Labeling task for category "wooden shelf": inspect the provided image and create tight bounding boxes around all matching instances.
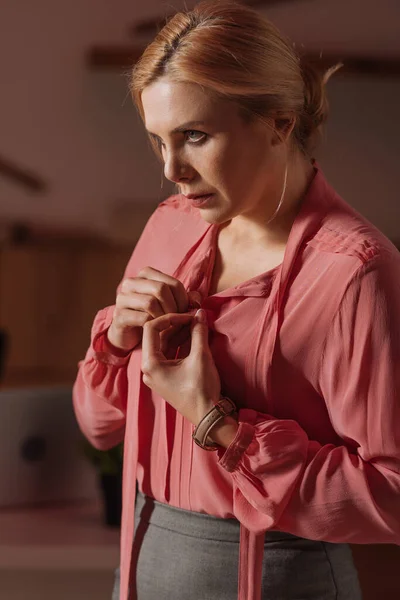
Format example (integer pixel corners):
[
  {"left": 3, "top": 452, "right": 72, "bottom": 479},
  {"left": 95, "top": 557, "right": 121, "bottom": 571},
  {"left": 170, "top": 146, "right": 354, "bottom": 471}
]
[
  {"left": 0, "top": 367, "right": 77, "bottom": 389},
  {"left": 0, "top": 242, "right": 131, "bottom": 390}
]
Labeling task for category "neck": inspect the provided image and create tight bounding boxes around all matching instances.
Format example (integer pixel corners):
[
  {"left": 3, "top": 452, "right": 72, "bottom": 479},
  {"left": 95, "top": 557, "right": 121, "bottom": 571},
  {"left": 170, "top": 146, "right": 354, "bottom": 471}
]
[{"left": 226, "top": 153, "right": 316, "bottom": 248}]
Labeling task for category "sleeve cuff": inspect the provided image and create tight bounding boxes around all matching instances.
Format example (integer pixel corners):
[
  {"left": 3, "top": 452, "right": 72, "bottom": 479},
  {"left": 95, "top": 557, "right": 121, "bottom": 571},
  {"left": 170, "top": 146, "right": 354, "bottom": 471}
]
[
  {"left": 88, "top": 307, "right": 133, "bottom": 367},
  {"left": 217, "top": 421, "right": 255, "bottom": 473}
]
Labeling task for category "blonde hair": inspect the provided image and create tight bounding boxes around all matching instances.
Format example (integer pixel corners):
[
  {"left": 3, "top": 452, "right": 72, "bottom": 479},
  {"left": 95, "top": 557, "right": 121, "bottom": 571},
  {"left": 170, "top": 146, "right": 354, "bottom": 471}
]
[{"left": 130, "top": 0, "right": 340, "bottom": 157}]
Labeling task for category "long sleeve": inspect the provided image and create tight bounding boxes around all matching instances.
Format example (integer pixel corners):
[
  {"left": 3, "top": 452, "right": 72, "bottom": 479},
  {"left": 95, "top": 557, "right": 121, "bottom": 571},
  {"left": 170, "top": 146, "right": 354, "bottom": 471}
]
[
  {"left": 72, "top": 198, "right": 185, "bottom": 450},
  {"left": 72, "top": 196, "right": 193, "bottom": 451},
  {"left": 73, "top": 305, "right": 131, "bottom": 450},
  {"left": 217, "top": 254, "right": 400, "bottom": 545}
]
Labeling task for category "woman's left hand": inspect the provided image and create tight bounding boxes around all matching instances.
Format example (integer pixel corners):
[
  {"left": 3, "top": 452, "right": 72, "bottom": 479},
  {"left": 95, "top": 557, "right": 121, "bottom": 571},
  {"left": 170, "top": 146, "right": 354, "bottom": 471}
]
[{"left": 141, "top": 309, "right": 221, "bottom": 426}]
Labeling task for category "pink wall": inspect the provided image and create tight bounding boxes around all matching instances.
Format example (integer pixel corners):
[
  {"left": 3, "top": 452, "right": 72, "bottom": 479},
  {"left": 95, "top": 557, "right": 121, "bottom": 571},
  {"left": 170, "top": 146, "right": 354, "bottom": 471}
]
[
  {"left": 318, "top": 76, "right": 400, "bottom": 242},
  {"left": 0, "top": 0, "right": 399, "bottom": 242},
  {"left": 0, "top": 0, "right": 171, "bottom": 234}
]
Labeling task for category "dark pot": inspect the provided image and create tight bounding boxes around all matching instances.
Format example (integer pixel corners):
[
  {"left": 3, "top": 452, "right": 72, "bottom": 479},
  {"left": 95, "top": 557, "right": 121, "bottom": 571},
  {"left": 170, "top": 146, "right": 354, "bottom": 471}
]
[{"left": 99, "top": 473, "right": 122, "bottom": 527}]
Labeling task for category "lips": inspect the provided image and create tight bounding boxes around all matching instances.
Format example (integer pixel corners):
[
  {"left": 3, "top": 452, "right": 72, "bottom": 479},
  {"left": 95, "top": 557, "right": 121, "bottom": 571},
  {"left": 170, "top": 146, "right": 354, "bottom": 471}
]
[
  {"left": 185, "top": 193, "right": 214, "bottom": 208},
  {"left": 184, "top": 193, "right": 213, "bottom": 200}
]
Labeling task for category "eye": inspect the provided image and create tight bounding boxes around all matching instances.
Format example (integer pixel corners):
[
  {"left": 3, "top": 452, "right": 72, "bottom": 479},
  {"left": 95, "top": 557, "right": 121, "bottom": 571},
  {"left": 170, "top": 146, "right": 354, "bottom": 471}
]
[{"left": 185, "top": 130, "right": 207, "bottom": 144}]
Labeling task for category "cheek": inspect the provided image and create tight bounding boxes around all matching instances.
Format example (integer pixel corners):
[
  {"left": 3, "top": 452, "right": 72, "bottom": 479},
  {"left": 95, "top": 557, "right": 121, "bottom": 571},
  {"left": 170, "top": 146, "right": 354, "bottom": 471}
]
[
  {"left": 207, "top": 139, "right": 248, "bottom": 191},
  {"left": 193, "top": 135, "right": 270, "bottom": 207},
  {"left": 217, "top": 140, "right": 268, "bottom": 202}
]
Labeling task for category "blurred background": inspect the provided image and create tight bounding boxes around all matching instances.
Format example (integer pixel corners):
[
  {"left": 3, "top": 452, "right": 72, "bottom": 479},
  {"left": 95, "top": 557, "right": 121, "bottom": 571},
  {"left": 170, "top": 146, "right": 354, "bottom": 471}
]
[{"left": 0, "top": 0, "right": 399, "bottom": 598}]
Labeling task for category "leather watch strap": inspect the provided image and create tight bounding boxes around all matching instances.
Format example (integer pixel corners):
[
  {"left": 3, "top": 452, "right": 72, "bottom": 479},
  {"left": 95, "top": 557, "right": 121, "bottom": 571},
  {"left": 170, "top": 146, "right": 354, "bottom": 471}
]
[{"left": 192, "top": 397, "right": 238, "bottom": 451}]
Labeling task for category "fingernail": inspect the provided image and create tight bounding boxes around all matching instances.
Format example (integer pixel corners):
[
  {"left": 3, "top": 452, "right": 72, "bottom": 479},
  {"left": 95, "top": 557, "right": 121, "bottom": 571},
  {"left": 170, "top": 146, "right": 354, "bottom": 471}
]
[{"left": 195, "top": 308, "right": 207, "bottom": 324}]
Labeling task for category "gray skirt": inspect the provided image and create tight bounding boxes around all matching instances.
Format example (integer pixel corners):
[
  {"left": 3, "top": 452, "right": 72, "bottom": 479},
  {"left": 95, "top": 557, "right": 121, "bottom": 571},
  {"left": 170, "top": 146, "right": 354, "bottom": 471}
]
[{"left": 113, "top": 491, "right": 362, "bottom": 600}]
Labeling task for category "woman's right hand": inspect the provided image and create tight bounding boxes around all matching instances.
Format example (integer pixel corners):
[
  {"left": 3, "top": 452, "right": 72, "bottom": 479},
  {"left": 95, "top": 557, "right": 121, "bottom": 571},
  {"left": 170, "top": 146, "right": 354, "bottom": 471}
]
[{"left": 107, "top": 267, "right": 199, "bottom": 353}]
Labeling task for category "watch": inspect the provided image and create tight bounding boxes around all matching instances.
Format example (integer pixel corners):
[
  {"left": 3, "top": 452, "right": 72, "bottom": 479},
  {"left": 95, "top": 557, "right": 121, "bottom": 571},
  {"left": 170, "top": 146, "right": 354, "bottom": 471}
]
[{"left": 192, "top": 396, "right": 238, "bottom": 451}]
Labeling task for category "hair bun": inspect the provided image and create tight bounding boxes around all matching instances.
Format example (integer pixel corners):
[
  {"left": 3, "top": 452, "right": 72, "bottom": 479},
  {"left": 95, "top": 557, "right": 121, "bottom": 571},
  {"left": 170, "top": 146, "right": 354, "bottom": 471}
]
[
  {"left": 295, "top": 58, "right": 343, "bottom": 153},
  {"left": 132, "top": 0, "right": 343, "bottom": 157}
]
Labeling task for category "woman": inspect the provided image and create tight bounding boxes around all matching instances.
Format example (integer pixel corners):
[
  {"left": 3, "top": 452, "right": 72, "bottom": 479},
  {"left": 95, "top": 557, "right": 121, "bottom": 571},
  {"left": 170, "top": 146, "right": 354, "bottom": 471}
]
[{"left": 73, "top": 2, "right": 400, "bottom": 599}]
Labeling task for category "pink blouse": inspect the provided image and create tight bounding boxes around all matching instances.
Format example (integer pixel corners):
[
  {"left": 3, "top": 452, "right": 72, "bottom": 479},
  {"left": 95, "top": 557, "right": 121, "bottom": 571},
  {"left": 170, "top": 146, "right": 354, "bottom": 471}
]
[{"left": 73, "top": 165, "right": 400, "bottom": 600}]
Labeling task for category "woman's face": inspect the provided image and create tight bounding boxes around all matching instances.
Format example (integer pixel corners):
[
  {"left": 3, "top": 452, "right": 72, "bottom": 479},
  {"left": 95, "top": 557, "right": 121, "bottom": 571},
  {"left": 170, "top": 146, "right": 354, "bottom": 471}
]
[{"left": 141, "top": 76, "right": 284, "bottom": 226}]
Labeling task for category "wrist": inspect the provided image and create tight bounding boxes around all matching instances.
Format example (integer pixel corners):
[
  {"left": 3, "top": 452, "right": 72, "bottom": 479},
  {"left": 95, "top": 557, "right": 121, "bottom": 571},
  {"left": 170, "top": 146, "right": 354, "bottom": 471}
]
[
  {"left": 104, "top": 328, "right": 134, "bottom": 357},
  {"left": 207, "top": 416, "right": 239, "bottom": 449},
  {"left": 192, "top": 397, "right": 238, "bottom": 451}
]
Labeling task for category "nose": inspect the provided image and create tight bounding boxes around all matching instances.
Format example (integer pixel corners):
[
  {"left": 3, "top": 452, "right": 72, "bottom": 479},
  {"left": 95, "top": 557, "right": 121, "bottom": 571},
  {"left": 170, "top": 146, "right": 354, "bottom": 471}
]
[{"left": 163, "top": 150, "right": 193, "bottom": 184}]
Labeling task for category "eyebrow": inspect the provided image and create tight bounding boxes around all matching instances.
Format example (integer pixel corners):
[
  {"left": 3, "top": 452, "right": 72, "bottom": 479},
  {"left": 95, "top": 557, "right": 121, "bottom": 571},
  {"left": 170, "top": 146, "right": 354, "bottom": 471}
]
[{"left": 147, "top": 120, "right": 207, "bottom": 137}]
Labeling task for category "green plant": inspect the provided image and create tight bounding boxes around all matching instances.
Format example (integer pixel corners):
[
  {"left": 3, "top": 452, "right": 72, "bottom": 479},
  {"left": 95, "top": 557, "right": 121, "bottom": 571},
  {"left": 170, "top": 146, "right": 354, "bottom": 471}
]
[{"left": 82, "top": 439, "right": 123, "bottom": 475}]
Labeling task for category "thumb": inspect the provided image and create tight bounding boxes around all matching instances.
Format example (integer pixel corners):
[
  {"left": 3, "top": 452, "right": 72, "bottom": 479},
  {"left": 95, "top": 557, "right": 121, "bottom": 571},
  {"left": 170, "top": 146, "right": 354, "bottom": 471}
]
[{"left": 190, "top": 309, "right": 209, "bottom": 356}]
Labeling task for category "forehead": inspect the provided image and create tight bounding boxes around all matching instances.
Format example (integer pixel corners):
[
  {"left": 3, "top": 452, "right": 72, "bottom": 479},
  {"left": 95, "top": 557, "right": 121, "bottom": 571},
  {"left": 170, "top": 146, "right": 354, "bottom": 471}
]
[{"left": 141, "top": 77, "right": 235, "bottom": 133}]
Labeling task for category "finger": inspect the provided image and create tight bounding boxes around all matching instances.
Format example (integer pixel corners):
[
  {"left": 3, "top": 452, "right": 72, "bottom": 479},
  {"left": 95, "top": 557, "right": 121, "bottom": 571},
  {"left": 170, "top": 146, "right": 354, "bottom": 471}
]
[
  {"left": 137, "top": 267, "right": 189, "bottom": 313},
  {"left": 142, "top": 313, "right": 194, "bottom": 366},
  {"left": 160, "top": 322, "right": 187, "bottom": 353},
  {"left": 189, "top": 309, "right": 210, "bottom": 358},
  {"left": 121, "top": 276, "right": 177, "bottom": 315},
  {"left": 160, "top": 323, "right": 192, "bottom": 355},
  {"left": 117, "top": 291, "right": 164, "bottom": 319},
  {"left": 113, "top": 307, "right": 151, "bottom": 330},
  {"left": 173, "top": 325, "right": 192, "bottom": 349}
]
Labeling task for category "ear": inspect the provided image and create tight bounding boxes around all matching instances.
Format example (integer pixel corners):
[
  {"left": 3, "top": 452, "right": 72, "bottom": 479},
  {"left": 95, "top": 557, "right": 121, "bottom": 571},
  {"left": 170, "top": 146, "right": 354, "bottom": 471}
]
[{"left": 272, "top": 117, "right": 296, "bottom": 146}]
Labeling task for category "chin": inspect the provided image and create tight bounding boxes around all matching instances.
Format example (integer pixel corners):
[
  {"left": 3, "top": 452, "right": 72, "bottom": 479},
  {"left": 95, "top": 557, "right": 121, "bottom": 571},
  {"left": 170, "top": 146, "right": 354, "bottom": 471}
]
[
  {"left": 196, "top": 200, "right": 233, "bottom": 225},
  {"left": 197, "top": 208, "right": 231, "bottom": 226}
]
